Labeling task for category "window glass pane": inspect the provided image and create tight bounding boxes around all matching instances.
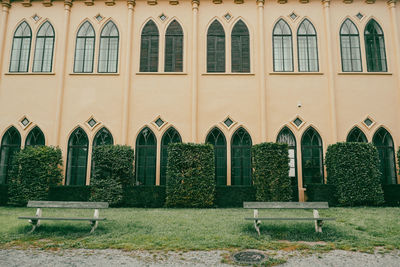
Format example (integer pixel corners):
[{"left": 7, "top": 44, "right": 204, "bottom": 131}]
[{"left": 340, "top": 19, "right": 362, "bottom": 72}]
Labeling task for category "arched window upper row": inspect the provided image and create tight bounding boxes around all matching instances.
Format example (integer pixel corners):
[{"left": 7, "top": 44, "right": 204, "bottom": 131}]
[{"left": 9, "top": 18, "right": 388, "bottom": 73}]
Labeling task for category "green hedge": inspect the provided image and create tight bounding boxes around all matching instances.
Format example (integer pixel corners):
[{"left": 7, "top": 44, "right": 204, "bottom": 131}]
[
  {"left": 252, "top": 142, "right": 292, "bottom": 201},
  {"left": 90, "top": 145, "right": 134, "bottom": 206},
  {"left": 305, "top": 184, "right": 337, "bottom": 206},
  {"left": 215, "top": 186, "right": 255, "bottom": 207},
  {"left": 382, "top": 185, "right": 400, "bottom": 206},
  {"left": 166, "top": 143, "right": 215, "bottom": 208},
  {"left": 48, "top": 186, "right": 91, "bottom": 201},
  {"left": 326, "top": 142, "right": 384, "bottom": 206},
  {"left": 8, "top": 146, "right": 63, "bottom": 206},
  {"left": 123, "top": 186, "right": 166, "bottom": 207},
  {"left": 0, "top": 184, "right": 8, "bottom": 205}
]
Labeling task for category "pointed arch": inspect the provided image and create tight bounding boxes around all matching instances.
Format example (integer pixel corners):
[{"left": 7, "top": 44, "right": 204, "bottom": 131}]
[
  {"left": 33, "top": 21, "right": 55, "bottom": 72},
  {"left": 231, "top": 19, "right": 250, "bottom": 73},
  {"left": 66, "top": 127, "right": 89, "bottom": 185},
  {"left": 346, "top": 126, "right": 367, "bottom": 142},
  {"left": 164, "top": 19, "right": 183, "bottom": 72},
  {"left": 301, "top": 127, "right": 323, "bottom": 186},
  {"left": 98, "top": 20, "right": 119, "bottom": 73},
  {"left": 373, "top": 127, "right": 396, "bottom": 184},
  {"left": 365, "top": 19, "right": 387, "bottom": 72},
  {"left": 340, "top": 18, "right": 362, "bottom": 72},
  {"left": 297, "top": 19, "right": 318, "bottom": 72},
  {"left": 140, "top": 20, "right": 159, "bottom": 72},
  {"left": 93, "top": 127, "right": 114, "bottom": 147},
  {"left": 231, "top": 127, "right": 252, "bottom": 185},
  {"left": 273, "top": 19, "right": 293, "bottom": 72},
  {"left": 207, "top": 19, "right": 225, "bottom": 73},
  {"left": 160, "top": 127, "right": 182, "bottom": 185},
  {"left": 135, "top": 127, "right": 157, "bottom": 185},
  {"left": 25, "top": 126, "right": 45, "bottom": 147},
  {"left": 0, "top": 127, "right": 21, "bottom": 184},
  {"left": 277, "top": 126, "right": 298, "bottom": 197},
  {"left": 206, "top": 127, "right": 227, "bottom": 185},
  {"left": 9, "top": 21, "right": 32, "bottom": 72},
  {"left": 74, "top": 21, "right": 95, "bottom": 73}
]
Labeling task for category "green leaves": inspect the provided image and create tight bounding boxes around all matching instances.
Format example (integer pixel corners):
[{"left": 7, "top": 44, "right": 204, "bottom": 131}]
[
  {"left": 252, "top": 143, "right": 292, "bottom": 202},
  {"left": 326, "top": 142, "right": 384, "bottom": 206},
  {"left": 166, "top": 143, "right": 216, "bottom": 208},
  {"left": 90, "top": 145, "right": 134, "bottom": 206},
  {"left": 8, "top": 146, "right": 63, "bottom": 205}
]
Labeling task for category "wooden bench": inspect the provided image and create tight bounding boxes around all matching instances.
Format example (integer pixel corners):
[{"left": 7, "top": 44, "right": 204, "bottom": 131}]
[
  {"left": 244, "top": 202, "right": 335, "bottom": 236},
  {"left": 18, "top": 201, "right": 109, "bottom": 233}
]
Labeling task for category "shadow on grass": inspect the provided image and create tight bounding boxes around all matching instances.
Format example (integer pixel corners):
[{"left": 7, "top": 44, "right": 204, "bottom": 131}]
[
  {"left": 242, "top": 222, "right": 359, "bottom": 242},
  {"left": 15, "top": 223, "right": 106, "bottom": 237}
]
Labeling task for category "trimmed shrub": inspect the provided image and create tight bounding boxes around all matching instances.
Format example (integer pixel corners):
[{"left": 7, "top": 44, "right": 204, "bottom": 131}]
[
  {"left": 8, "top": 146, "right": 63, "bottom": 206},
  {"left": 382, "top": 184, "right": 400, "bottom": 206},
  {"left": 305, "top": 184, "right": 337, "bottom": 206},
  {"left": 48, "top": 186, "right": 91, "bottom": 201},
  {"left": 326, "top": 142, "right": 384, "bottom": 206},
  {"left": 90, "top": 145, "right": 134, "bottom": 206},
  {"left": 215, "top": 186, "right": 256, "bottom": 207},
  {"left": 252, "top": 142, "right": 292, "bottom": 201},
  {"left": 123, "top": 186, "right": 166, "bottom": 207},
  {"left": 166, "top": 143, "right": 215, "bottom": 208},
  {"left": 0, "top": 184, "right": 8, "bottom": 205}
]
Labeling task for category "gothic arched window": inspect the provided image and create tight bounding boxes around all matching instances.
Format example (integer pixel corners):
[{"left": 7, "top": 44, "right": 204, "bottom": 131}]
[
  {"left": 98, "top": 21, "right": 119, "bottom": 73},
  {"left": 0, "top": 127, "right": 21, "bottom": 184},
  {"left": 206, "top": 127, "right": 227, "bottom": 185},
  {"left": 231, "top": 20, "right": 250, "bottom": 73},
  {"left": 346, "top": 127, "right": 367, "bottom": 143},
  {"left": 25, "top": 126, "right": 45, "bottom": 147},
  {"left": 140, "top": 20, "right": 159, "bottom": 72},
  {"left": 66, "top": 128, "right": 89, "bottom": 185},
  {"left": 273, "top": 19, "right": 293, "bottom": 72},
  {"left": 165, "top": 20, "right": 183, "bottom": 72},
  {"left": 33, "top": 21, "right": 55, "bottom": 72},
  {"left": 297, "top": 19, "right": 318, "bottom": 72},
  {"left": 74, "top": 21, "right": 95, "bottom": 73},
  {"left": 160, "top": 127, "right": 182, "bottom": 185},
  {"left": 365, "top": 19, "right": 387, "bottom": 72},
  {"left": 9, "top": 21, "right": 32, "bottom": 72},
  {"left": 301, "top": 127, "right": 323, "bottom": 186},
  {"left": 136, "top": 127, "right": 157, "bottom": 185},
  {"left": 373, "top": 128, "right": 396, "bottom": 184},
  {"left": 207, "top": 20, "right": 225, "bottom": 73},
  {"left": 340, "top": 19, "right": 362, "bottom": 72},
  {"left": 231, "top": 127, "right": 252, "bottom": 185}
]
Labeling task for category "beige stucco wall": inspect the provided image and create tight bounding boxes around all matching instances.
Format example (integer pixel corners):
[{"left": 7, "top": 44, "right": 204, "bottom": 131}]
[{"left": 0, "top": 0, "right": 399, "bottom": 200}]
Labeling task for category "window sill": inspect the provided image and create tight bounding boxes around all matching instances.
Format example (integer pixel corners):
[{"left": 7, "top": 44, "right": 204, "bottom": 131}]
[
  {"left": 338, "top": 72, "right": 392, "bottom": 75},
  {"left": 269, "top": 72, "right": 324, "bottom": 75},
  {"left": 5, "top": 72, "right": 55, "bottom": 75},
  {"left": 201, "top": 73, "right": 255, "bottom": 76},
  {"left": 69, "top": 73, "right": 120, "bottom": 76},
  {"left": 136, "top": 72, "right": 187, "bottom": 75}
]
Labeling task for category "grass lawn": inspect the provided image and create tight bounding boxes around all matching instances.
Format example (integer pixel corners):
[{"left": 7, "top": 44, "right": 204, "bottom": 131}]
[{"left": 0, "top": 207, "right": 399, "bottom": 252}]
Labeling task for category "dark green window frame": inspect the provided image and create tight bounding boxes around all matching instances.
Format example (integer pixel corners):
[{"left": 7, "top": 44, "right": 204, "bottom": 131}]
[
  {"left": 206, "top": 127, "right": 227, "bottom": 185},
  {"left": 231, "top": 19, "right": 250, "bottom": 73},
  {"left": 74, "top": 21, "right": 95, "bottom": 73},
  {"left": 135, "top": 127, "right": 157, "bottom": 185},
  {"left": 340, "top": 19, "right": 362, "bottom": 72},
  {"left": 33, "top": 21, "right": 55, "bottom": 73},
  {"left": 160, "top": 127, "right": 182, "bottom": 185},
  {"left": 98, "top": 21, "right": 119, "bottom": 73},
  {"left": 231, "top": 127, "right": 252, "bottom": 185},
  {"left": 301, "top": 127, "right": 323, "bottom": 187},
  {"left": 66, "top": 128, "right": 89, "bottom": 186},
  {"left": 346, "top": 127, "right": 367, "bottom": 143},
  {"left": 207, "top": 20, "right": 225, "bottom": 73},
  {"left": 365, "top": 19, "right": 387, "bottom": 72},
  {"left": 373, "top": 127, "right": 396, "bottom": 184},
  {"left": 0, "top": 127, "right": 21, "bottom": 184},
  {"left": 164, "top": 20, "right": 183, "bottom": 72},
  {"left": 25, "top": 126, "right": 45, "bottom": 147},
  {"left": 9, "top": 21, "right": 32, "bottom": 73},
  {"left": 140, "top": 20, "right": 159, "bottom": 72},
  {"left": 297, "top": 19, "right": 318, "bottom": 72}
]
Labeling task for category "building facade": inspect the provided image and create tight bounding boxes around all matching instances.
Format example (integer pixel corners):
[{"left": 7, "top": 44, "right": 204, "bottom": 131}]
[{"left": 0, "top": 0, "right": 399, "bottom": 201}]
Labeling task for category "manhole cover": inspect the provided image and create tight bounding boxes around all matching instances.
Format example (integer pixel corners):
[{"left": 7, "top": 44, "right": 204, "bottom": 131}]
[{"left": 232, "top": 251, "right": 266, "bottom": 264}]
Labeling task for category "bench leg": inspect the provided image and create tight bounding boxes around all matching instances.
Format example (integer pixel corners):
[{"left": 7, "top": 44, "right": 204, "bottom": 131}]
[
  {"left": 90, "top": 209, "right": 99, "bottom": 233},
  {"left": 28, "top": 219, "right": 39, "bottom": 233},
  {"left": 254, "top": 209, "right": 261, "bottom": 236},
  {"left": 313, "top": 209, "right": 323, "bottom": 233}
]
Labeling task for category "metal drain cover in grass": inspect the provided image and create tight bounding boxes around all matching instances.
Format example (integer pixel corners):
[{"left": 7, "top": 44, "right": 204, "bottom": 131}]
[{"left": 233, "top": 251, "right": 266, "bottom": 264}]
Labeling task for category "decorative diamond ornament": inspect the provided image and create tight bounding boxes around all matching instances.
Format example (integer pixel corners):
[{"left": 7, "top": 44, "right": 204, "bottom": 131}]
[
  {"left": 289, "top": 12, "right": 298, "bottom": 20},
  {"left": 224, "top": 118, "right": 233, "bottom": 127},
  {"left": 95, "top": 14, "right": 104, "bottom": 22},
  {"left": 224, "top": 13, "right": 232, "bottom": 21},
  {"left": 88, "top": 118, "right": 97, "bottom": 127},
  {"left": 21, "top": 117, "right": 30, "bottom": 126},
  {"left": 155, "top": 118, "right": 164, "bottom": 127},
  {"left": 356, "top": 12, "right": 364, "bottom": 20},
  {"left": 159, "top": 14, "right": 167, "bottom": 21},
  {"left": 293, "top": 118, "right": 303, "bottom": 127},
  {"left": 364, "top": 118, "right": 373, "bottom": 127},
  {"left": 32, "top": 14, "right": 40, "bottom": 22}
]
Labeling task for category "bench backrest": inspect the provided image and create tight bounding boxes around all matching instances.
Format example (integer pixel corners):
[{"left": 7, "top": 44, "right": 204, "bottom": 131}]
[
  {"left": 27, "top": 201, "right": 109, "bottom": 209},
  {"left": 243, "top": 202, "right": 329, "bottom": 209}
]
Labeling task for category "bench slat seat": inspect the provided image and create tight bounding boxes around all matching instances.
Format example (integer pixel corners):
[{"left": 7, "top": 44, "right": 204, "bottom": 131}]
[
  {"left": 19, "top": 201, "right": 109, "bottom": 233},
  {"left": 245, "top": 217, "right": 335, "bottom": 221},
  {"left": 18, "top": 217, "right": 106, "bottom": 221},
  {"left": 27, "top": 201, "right": 108, "bottom": 209}
]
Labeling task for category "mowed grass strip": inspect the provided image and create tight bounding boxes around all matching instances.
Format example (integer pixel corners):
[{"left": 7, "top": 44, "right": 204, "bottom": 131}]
[{"left": 0, "top": 207, "right": 399, "bottom": 252}]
